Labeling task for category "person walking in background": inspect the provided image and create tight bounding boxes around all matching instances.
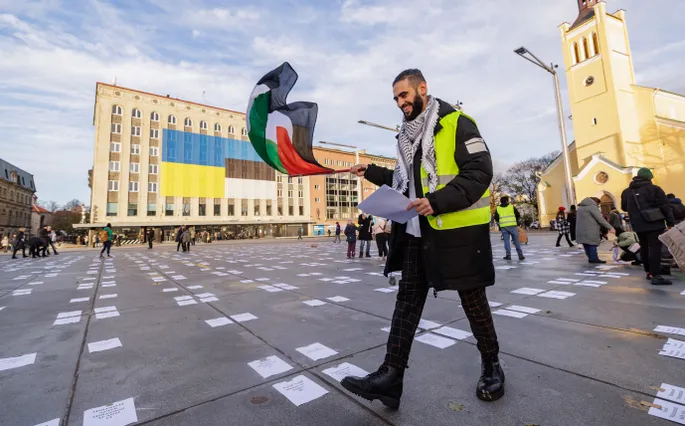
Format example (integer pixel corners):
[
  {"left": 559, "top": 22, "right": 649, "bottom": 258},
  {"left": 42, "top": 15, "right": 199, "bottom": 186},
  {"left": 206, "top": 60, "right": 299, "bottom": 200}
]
[
  {"left": 297, "top": 227, "right": 303, "bottom": 240},
  {"left": 373, "top": 217, "right": 390, "bottom": 260},
  {"left": 99, "top": 223, "right": 113, "bottom": 258},
  {"left": 344, "top": 220, "right": 357, "bottom": 259},
  {"left": 182, "top": 227, "right": 191, "bottom": 252},
  {"left": 335, "top": 221, "right": 342, "bottom": 243},
  {"left": 175, "top": 226, "right": 183, "bottom": 251},
  {"left": 39, "top": 225, "right": 50, "bottom": 257},
  {"left": 357, "top": 213, "right": 373, "bottom": 258},
  {"left": 1, "top": 234, "right": 8, "bottom": 253},
  {"left": 147, "top": 228, "right": 154, "bottom": 249},
  {"left": 576, "top": 197, "right": 614, "bottom": 264},
  {"left": 567, "top": 205, "right": 578, "bottom": 242},
  {"left": 494, "top": 196, "right": 525, "bottom": 260},
  {"left": 620, "top": 168, "right": 675, "bottom": 285},
  {"left": 667, "top": 193, "right": 685, "bottom": 224},
  {"left": 555, "top": 207, "right": 574, "bottom": 247},
  {"left": 608, "top": 208, "right": 624, "bottom": 236},
  {"left": 190, "top": 227, "right": 196, "bottom": 246},
  {"left": 47, "top": 226, "right": 59, "bottom": 255}
]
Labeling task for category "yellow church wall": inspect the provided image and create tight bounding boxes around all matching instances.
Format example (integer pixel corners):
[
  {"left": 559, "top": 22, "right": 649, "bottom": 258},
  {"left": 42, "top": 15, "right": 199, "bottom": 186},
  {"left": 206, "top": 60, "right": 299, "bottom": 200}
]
[
  {"left": 572, "top": 160, "right": 632, "bottom": 213},
  {"left": 652, "top": 121, "right": 685, "bottom": 197}
]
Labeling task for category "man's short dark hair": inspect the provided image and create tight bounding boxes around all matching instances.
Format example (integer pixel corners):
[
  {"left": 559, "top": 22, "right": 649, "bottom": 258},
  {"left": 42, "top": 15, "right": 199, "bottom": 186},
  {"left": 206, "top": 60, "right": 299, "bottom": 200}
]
[
  {"left": 500, "top": 196, "right": 509, "bottom": 204},
  {"left": 667, "top": 193, "right": 675, "bottom": 199},
  {"left": 393, "top": 69, "right": 426, "bottom": 87}
]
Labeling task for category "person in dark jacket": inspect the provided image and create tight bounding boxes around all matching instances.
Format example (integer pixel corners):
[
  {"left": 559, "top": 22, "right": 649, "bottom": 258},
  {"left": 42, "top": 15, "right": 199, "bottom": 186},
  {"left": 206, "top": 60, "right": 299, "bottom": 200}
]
[
  {"left": 175, "top": 226, "right": 183, "bottom": 251},
  {"left": 147, "top": 228, "right": 154, "bottom": 249},
  {"left": 620, "top": 168, "right": 675, "bottom": 285},
  {"left": 28, "top": 236, "right": 45, "bottom": 258},
  {"left": 567, "top": 205, "right": 577, "bottom": 241},
  {"left": 11, "top": 228, "right": 27, "bottom": 259},
  {"left": 357, "top": 213, "right": 373, "bottom": 257},
  {"left": 667, "top": 193, "right": 685, "bottom": 224},
  {"left": 39, "top": 225, "right": 50, "bottom": 257},
  {"left": 608, "top": 208, "right": 624, "bottom": 236},
  {"left": 334, "top": 221, "right": 342, "bottom": 243},
  {"left": 555, "top": 208, "right": 574, "bottom": 247},
  {"left": 343, "top": 220, "right": 357, "bottom": 258},
  {"left": 341, "top": 69, "right": 503, "bottom": 408}
]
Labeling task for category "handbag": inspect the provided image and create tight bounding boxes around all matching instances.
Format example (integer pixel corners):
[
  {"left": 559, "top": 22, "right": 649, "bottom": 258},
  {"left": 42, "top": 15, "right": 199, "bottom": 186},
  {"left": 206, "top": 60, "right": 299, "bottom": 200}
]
[{"left": 632, "top": 190, "right": 665, "bottom": 223}]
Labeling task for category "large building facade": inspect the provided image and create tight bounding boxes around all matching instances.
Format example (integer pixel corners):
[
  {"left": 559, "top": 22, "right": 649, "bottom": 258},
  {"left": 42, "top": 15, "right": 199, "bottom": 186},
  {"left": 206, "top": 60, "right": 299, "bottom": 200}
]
[
  {"left": 308, "top": 147, "right": 395, "bottom": 233},
  {"left": 0, "top": 158, "right": 35, "bottom": 238},
  {"left": 538, "top": 1, "right": 685, "bottom": 223},
  {"left": 84, "top": 83, "right": 312, "bottom": 240}
]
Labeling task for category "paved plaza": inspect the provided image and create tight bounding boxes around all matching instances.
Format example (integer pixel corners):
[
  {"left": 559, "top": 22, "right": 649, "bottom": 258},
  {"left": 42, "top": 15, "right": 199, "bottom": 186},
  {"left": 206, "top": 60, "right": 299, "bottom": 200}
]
[{"left": 1, "top": 234, "right": 684, "bottom": 426}]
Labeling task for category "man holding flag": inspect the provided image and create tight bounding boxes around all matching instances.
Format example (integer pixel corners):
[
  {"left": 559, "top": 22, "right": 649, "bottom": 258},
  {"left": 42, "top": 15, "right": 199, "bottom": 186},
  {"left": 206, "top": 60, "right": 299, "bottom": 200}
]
[{"left": 341, "top": 69, "right": 504, "bottom": 408}]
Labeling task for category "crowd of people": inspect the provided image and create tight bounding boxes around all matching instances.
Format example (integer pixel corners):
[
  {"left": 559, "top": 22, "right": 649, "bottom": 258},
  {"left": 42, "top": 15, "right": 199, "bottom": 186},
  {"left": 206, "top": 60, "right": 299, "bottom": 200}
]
[
  {"left": 3, "top": 225, "right": 60, "bottom": 259},
  {"left": 339, "top": 214, "right": 392, "bottom": 260}
]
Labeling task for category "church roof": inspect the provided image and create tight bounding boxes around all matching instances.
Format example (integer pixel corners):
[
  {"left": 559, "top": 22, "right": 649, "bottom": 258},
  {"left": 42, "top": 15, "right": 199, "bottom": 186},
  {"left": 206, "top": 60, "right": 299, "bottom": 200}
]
[{"left": 570, "top": 7, "right": 595, "bottom": 30}]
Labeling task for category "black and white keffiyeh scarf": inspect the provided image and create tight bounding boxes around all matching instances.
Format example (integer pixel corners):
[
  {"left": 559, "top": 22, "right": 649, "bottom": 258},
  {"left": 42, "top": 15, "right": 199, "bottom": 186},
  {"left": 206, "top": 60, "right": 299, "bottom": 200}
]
[{"left": 392, "top": 95, "right": 440, "bottom": 194}]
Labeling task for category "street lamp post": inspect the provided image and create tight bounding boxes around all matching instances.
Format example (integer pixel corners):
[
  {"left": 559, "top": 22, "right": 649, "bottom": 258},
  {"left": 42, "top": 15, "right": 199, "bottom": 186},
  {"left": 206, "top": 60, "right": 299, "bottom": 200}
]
[{"left": 514, "top": 46, "right": 576, "bottom": 208}]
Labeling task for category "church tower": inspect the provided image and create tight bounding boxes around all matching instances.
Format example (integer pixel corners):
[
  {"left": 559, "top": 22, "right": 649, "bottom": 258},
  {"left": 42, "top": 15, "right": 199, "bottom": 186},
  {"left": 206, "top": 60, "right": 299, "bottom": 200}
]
[{"left": 559, "top": 0, "right": 640, "bottom": 168}]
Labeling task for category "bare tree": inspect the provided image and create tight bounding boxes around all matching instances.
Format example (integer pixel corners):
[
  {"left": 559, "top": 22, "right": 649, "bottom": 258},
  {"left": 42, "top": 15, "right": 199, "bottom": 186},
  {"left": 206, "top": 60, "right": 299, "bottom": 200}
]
[
  {"left": 502, "top": 151, "right": 559, "bottom": 209},
  {"left": 489, "top": 172, "right": 507, "bottom": 214},
  {"left": 37, "top": 200, "right": 60, "bottom": 212},
  {"left": 63, "top": 199, "right": 84, "bottom": 212}
]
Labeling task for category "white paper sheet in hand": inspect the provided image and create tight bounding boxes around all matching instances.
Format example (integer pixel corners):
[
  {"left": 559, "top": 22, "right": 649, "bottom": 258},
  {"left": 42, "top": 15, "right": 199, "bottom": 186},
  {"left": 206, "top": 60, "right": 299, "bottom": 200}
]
[{"left": 356, "top": 185, "right": 419, "bottom": 224}]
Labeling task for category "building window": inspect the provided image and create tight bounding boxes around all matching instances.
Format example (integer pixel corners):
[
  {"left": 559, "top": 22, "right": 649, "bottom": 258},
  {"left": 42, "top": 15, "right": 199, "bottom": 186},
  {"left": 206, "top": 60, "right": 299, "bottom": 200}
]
[
  {"left": 299, "top": 206, "right": 304, "bottom": 216},
  {"left": 297, "top": 177, "right": 303, "bottom": 184},
  {"left": 149, "top": 164, "right": 158, "bottom": 174},
  {"left": 214, "top": 123, "right": 221, "bottom": 132},
  {"left": 240, "top": 128, "right": 247, "bottom": 136},
  {"left": 288, "top": 205, "right": 294, "bottom": 216},
  {"left": 110, "top": 142, "right": 121, "bottom": 152},
  {"left": 111, "top": 123, "right": 121, "bottom": 134},
  {"left": 128, "top": 203, "right": 138, "bottom": 216},
  {"left": 314, "top": 184, "right": 320, "bottom": 190},
  {"left": 227, "top": 199, "right": 234, "bottom": 215},
  {"left": 592, "top": 32, "right": 600, "bottom": 56},
  {"left": 128, "top": 181, "right": 139, "bottom": 192},
  {"left": 148, "top": 182, "right": 158, "bottom": 192},
  {"left": 130, "top": 163, "right": 140, "bottom": 173},
  {"left": 582, "top": 37, "right": 589, "bottom": 60},
  {"left": 288, "top": 190, "right": 293, "bottom": 198},
  {"left": 132, "top": 108, "right": 142, "bottom": 119},
  {"left": 108, "top": 180, "right": 119, "bottom": 191},
  {"left": 572, "top": 42, "right": 580, "bottom": 65},
  {"left": 254, "top": 201, "right": 261, "bottom": 216},
  {"left": 168, "top": 115, "right": 177, "bottom": 125},
  {"left": 149, "top": 147, "right": 159, "bottom": 156},
  {"left": 181, "top": 202, "right": 190, "bottom": 216},
  {"left": 184, "top": 117, "right": 192, "bottom": 127},
  {"left": 266, "top": 200, "right": 272, "bottom": 216},
  {"left": 131, "top": 144, "right": 140, "bottom": 154},
  {"left": 228, "top": 125, "right": 235, "bottom": 134},
  {"left": 109, "top": 161, "right": 120, "bottom": 172},
  {"left": 216, "top": 201, "right": 223, "bottom": 216},
  {"left": 106, "top": 202, "right": 117, "bottom": 216},
  {"left": 592, "top": 117, "right": 598, "bottom": 126},
  {"left": 315, "top": 197, "right": 320, "bottom": 202},
  {"left": 200, "top": 120, "right": 207, "bottom": 130},
  {"left": 277, "top": 189, "right": 283, "bottom": 197},
  {"left": 165, "top": 203, "right": 174, "bottom": 216},
  {"left": 147, "top": 203, "right": 156, "bottom": 216},
  {"left": 298, "top": 190, "right": 303, "bottom": 198},
  {"left": 199, "top": 202, "right": 206, "bottom": 216},
  {"left": 150, "top": 129, "right": 159, "bottom": 139},
  {"left": 151, "top": 111, "right": 160, "bottom": 121},
  {"left": 131, "top": 126, "right": 141, "bottom": 136},
  {"left": 112, "top": 105, "right": 122, "bottom": 115},
  {"left": 324, "top": 159, "right": 328, "bottom": 165},
  {"left": 241, "top": 199, "right": 248, "bottom": 216}
]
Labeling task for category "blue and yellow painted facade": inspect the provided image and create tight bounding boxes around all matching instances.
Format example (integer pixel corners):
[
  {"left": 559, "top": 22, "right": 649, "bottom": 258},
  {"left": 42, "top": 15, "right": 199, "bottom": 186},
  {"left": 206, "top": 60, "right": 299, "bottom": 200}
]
[{"left": 160, "top": 129, "right": 265, "bottom": 198}]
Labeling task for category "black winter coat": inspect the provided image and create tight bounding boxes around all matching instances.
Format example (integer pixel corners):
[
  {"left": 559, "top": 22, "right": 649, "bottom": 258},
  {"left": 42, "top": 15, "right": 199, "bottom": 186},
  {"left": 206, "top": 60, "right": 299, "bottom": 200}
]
[
  {"left": 670, "top": 198, "right": 685, "bottom": 223},
  {"left": 364, "top": 99, "right": 494, "bottom": 292},
  {"left": 357, "top": 215, "right": 373, "bottom": 240},
  {"left": 620, "top": 177, "right": 675, "bottom": 232}
]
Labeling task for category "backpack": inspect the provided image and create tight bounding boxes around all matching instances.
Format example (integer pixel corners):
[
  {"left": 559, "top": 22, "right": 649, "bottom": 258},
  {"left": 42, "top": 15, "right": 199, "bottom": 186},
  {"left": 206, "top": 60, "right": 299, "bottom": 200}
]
[{"left": 99, "top": 230, "right": 109, "bottom": 242}]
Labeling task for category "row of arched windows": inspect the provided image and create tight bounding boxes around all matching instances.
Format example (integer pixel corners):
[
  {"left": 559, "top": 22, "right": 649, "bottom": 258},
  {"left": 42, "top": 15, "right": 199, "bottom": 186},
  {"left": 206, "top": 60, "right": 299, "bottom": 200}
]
[
  {"left": 572, "top": 32, "right": 600, "bottom": 65},
  {"left": 111, "top": 105, "right": 248, "bottom": 136},
  {"left": 0, "top": 187, "right": 31, "bottom": 204},
  {"left": 0, "top": 208, "right": 30, "bottom": 226}
]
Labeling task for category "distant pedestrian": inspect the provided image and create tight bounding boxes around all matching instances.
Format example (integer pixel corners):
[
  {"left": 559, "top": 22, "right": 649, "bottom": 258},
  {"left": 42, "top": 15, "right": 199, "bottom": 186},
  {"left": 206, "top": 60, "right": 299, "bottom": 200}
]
[
  {"left": 48, "top": 226, "right": 59, "bottom": 255},
  {"left": 334, "top": 222, "right": 342, "bottom": 243},
  {"left": 494, "top": 196, "right": 525, "bottom": 260},
  {"left": 373, "top": 217, "right": 390, "bottom": 260},
  {"left": 147, "top": 228, "right": 154, "bottom": 249},
  {"left": 298, "top": 227, "right": 303, "bottom": 240},
  {"left": 99, "top": 223, "right": 113, "bottom": 258},
  {"left": 620, "top": 168, "right": 675, "bottom": 285},
  {"left": 39, "top": 225, "right": 50, "bottom": 257},
  {"left": 190, "top": 228, "right": 196, "bottom": 246},
  {"left": 182, "top": 227, "right": 191, "bottom": 252},
  {"left": 667, "top": 193, "right": 685, "bottom": 224},
  {"left": 328, "top": 229, "right": 332, "bottom": 238},
  {"left": 567, "top": 205, "right": 578, "bottom": 242},
  {"left": 176, "top": 226, "right": 183, "bottom": 251},
  {"left": 555, "top": 208, "right": 574, "bottom": 247},
  {"left": 344, "top": 220, "right": 357, "bottom": 259},
  {"left": 11, "top": 229, "right": 27, "bottom": 259},
  {"left": 576, "top": 197, "right": 614, "bottom": 264},
  {"left": 1, "top": 235, "right": 8, "bottom": 253},
  {"left": 357, "top": 213, "right": 373, "bottom": 258}
]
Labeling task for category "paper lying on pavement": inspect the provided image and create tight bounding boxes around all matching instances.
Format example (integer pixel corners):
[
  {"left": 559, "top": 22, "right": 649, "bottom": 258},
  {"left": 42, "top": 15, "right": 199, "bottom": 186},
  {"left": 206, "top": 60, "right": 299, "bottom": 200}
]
[
  {"left": 656, "top": 383, "right": 685, "bottom": 405},
  {"left": 83, "top": 397, "right": 137, "bottom": 426},
  {"left": 433, "top": 326, "right": 472, "bottom": 340},
  {"left": 88, "top": 338, "right": 122, "bottom": 353},
  {"left": 322, "top": 362, "right": 369, "bottom": 382},
  {"left": 272, "top": 375, "right": 328, "bottom": 406},
  {"left": 356, "top": 185, "right": 419, "bottom": 224},
  {"left": 654, "top": 326, "right": 685, "bottom": 336},
  {"left": 296, "top": 342, "right": 338, "bottom": 361},
  {"left": 647, "top": 398, "right": 685, "bottom": 424},
  {"left": 248, "top": 355, "right": 293, "bottom": 378},
  {"left": 415, "top": 333, "right": 456, "bottom": 349},
  {"left": 493, "top": 309, "right": 528, "bottom": 319}
]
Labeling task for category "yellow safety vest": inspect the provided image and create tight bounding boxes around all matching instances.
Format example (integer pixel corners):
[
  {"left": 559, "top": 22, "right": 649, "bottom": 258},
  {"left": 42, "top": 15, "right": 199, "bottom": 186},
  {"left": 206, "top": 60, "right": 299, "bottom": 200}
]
[
  {"left": 420, "top": 111, "right": 491, "bottom": 230},
  {"left": 496, "top": 204, "right": 517, "bottom": 227}
]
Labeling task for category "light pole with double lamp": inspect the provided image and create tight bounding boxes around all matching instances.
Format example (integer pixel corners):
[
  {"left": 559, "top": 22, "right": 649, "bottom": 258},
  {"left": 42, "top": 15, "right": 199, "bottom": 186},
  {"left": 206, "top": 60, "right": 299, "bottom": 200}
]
[{"left": 514, "top": 46, "right": 576, "bottom": 208}]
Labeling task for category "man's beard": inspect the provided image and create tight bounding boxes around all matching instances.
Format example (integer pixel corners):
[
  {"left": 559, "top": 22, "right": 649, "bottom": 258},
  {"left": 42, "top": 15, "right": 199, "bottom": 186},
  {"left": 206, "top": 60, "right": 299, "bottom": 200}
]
[{"left": 402, "top": 93, "right": 424, "bottom": 121}]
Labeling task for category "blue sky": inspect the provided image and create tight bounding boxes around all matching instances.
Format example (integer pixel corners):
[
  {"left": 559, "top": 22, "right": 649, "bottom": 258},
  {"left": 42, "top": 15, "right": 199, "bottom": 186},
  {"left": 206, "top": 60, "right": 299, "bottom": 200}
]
[{"left": 1, "top": 0, "right": 684, "bottom": 205}]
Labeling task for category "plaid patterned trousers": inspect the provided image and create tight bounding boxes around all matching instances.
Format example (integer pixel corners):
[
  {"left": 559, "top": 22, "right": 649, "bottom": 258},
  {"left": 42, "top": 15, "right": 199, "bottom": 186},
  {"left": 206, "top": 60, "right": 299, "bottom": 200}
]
[{"left": 384, "top": 236, "right": 500, "bottom": 369}]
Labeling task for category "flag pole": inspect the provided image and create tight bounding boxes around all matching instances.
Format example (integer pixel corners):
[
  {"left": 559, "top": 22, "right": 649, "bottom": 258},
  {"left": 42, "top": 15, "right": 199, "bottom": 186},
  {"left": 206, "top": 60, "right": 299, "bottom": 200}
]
[{"left": 290, "top": 168, "right": 354, "bottom": 177}]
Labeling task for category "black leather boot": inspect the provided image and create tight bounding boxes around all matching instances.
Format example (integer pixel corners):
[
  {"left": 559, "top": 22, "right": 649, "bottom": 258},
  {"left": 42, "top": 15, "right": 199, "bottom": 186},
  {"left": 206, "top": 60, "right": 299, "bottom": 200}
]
[
  {"left": 340, "top": 364, "right": 403, "bottom": 409},
  {"left": 477, "top": 359, "right": 505, "bottom": 402}
]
